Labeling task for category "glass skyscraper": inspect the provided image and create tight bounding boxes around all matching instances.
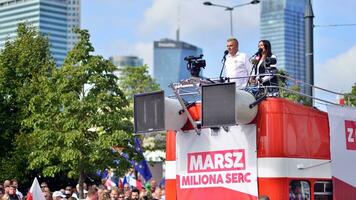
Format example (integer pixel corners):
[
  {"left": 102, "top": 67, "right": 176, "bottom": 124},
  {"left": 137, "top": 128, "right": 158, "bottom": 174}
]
[
  {"left": 153, "top": 38, "right": 202, "bottom": 95},
  {"left": 66, "top": 0, "right": 80, "bottom": 50},
  {"left": 0, "top": 0, "right": 80, "bottom": 66},
  {"left": 110, "top": 55, "right": 143, "bottom": 68},
  {"left": 109, "top": 55, "right": 144, "bottom": 78},
  {"left": 260, "top": 0, "right": 306, "bottom": 89}
]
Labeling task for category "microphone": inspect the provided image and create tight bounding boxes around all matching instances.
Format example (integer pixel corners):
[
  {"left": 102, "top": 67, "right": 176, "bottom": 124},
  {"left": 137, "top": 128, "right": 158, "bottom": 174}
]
[
  {"left": 249, "top": 48, "right": 262, "bottom": 64},
  {"left": 253, "top": 48, "right": 263, "bottom": 56},
  {"left": 222, "top": 50, "right": 229, "bottom": 62},
  {"left": 249, "top": 48, "right": 263, "bottom": 64}
]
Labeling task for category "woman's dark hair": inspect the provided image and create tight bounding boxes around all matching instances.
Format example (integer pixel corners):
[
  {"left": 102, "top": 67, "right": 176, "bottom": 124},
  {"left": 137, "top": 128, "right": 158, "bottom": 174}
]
[{"left": 259, "top": 40, "right": 272, "bottom": 57}]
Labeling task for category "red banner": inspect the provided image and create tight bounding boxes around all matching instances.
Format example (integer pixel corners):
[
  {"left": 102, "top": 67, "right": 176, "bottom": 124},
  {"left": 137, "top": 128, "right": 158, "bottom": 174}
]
[{"left": 176, "top": 125, "right": 258, "bottom": 200}]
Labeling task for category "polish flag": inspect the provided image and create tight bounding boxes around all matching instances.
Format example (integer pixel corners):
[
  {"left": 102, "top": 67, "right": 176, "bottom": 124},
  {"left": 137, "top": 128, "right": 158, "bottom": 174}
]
[
  {"left": 128, "top": 177, "right": 143, "bottom": 190},
  {"left": 26, "top": 177, "right": 45, "bottom": 200},
  {"left": 104, "top": 178, "right": 117, "bottom": 190},
  {"left": 336, "top": 94, "right": 345, "bottom": 105},
  {"left": 118, "top": 178, "right": 124, "bottom": 190},
  {"left": 104, "top": 170, "right": 117, "bottom": 190}
]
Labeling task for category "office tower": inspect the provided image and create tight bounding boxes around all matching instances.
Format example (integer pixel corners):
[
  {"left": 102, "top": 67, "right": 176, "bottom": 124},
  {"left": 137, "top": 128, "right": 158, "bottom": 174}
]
[
  {"left": 153, "top": 38, "right": 202, "bottom": 95},
  {"left": 67, "top": 0, "right": 80, "bottom": 50},
  {"left": 0, "top": 0, "right": 80, "bottom": 66},
  {"left": 109, "top": 55, "right": 144, "bottom": 78},
  {"left": 260, "top": 0, "right": 306, "bottom": 90},
  {"left": 110, "top": 55, "right": 144, "bottom": 68}
]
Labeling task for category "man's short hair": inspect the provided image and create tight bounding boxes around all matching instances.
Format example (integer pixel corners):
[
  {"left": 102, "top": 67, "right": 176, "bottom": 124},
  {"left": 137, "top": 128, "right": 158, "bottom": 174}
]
[
  {"left": 10, "top": 185, "right": 17, "bottom": 189},
  {"left": 227, "top": 38, "right": 238, "bottom": 44},
  {"left": 131, "top": 188, "right": 140, "bottom": 194},
  {"left": 4, "top": 180, "right": 10, "bottom": 187}
]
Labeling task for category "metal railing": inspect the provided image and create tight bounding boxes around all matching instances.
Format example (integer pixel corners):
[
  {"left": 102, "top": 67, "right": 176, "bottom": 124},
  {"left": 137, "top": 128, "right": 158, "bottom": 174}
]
[
  {"left": 168, "top": 73, "right": 355, "bottom": 107},
  {"left": 167, "top": 74, "right": 355, "bottom": 135}
]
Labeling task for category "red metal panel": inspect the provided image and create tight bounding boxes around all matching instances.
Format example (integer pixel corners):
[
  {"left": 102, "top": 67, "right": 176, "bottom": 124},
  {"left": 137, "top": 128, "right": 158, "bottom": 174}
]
[
  {"left": 333, "top": 177, "right": 356, "bottom": 200},
  {"left": 258, "top": 178, "right": 289, "bottom": 200},
  {"left": 257, "top": 98, "right": 330, "bottom": 159},
  {"left": 166, "top": 130, "right": 176, "bottom": 160},
  {"left": 181, "top": 103, "right": 201, "bottom": 131},
  {"left": 166, "top": 180, "right": 177, "bottom": 200}
]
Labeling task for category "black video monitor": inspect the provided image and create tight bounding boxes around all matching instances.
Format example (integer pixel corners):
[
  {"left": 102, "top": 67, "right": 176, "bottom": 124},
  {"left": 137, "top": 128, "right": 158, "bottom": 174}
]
[
  {"left": 201, "top": 82, "right": 236, "bottom": 127},
  {"left": 134, "top": 91, "right": 165, "bottom": 133}
]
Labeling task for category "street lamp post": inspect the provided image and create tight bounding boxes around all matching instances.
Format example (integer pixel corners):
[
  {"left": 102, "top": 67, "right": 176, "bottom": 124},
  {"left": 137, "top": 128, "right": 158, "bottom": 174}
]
[{"left": 203, "top": 0, "right": 260, "bottom": 36}]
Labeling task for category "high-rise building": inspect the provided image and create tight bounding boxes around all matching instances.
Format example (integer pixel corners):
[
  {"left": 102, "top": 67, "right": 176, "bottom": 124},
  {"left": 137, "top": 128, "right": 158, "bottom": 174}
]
[
  {"left": 260, "top": 0, "right": 306, "bottom": 89},
  {"left": 109, "top": 55, "right": 144, "bottom": 78},
  {"left": 0, "top": 0, "right": 80, "bottom": 66},
  {"left": 67, "top": 0, "right": 80, "bottom": 50},
  {"left": 153, "top": 38, "right": 202, "bottom": 95},
  {"left": 109, "top": 55, "right": 143, "bottom": 68}
]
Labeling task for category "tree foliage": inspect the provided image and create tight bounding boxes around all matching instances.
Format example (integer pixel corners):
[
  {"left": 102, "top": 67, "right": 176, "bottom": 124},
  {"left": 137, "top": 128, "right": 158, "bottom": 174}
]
[
  {"left": 117, "top": 65, "right": 160, "bottom": 103},
  {"left": 19, "top": 29, "right": 136, "bottom": 197},
  {"left": 0, "top": 23, "right": 56, "bottom": 181},
  {"left": 0, "top": 24, "right": 160, "bottom": 189},
  {"left": 345, "top": 83, "right": 356, "bottom": 106},
  {"left": 277, "top": 69, "right": 311, "bottom": 106},
  {"left": 117, "top": 65, "right": 165, "bottom": 153}
]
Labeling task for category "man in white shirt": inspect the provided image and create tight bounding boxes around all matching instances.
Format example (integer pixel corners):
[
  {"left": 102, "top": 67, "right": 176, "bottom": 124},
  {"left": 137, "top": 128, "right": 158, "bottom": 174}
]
[{"left": 225, "top": 38, "right": 252, "bottom": 89}]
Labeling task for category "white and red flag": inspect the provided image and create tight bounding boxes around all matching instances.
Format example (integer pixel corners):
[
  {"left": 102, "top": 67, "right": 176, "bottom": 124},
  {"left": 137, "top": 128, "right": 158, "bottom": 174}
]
[
  {"left": 26, "top": 177, "right": 45, "bottom": 200},
  {"left": 327, "top": 105, "right": 356, "bottom": 199},
  {"left": 104, "top": 170, "right": 118, "bottom": 190},
  {"left": 128, "top": 177, "right": 143, "bottom": 190}
]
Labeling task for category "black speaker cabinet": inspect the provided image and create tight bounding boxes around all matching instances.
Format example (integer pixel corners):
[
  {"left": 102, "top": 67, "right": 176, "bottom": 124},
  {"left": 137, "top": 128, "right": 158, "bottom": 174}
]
[
  {"left": 201, "top": 82, "right": 236, "bottom": 127},
  {"left": 134, "top": 91, "right": 165, "bottom": 133}
]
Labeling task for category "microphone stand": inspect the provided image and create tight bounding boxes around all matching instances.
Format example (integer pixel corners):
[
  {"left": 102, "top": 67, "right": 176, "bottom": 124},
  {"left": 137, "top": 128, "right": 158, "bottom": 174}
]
[
  {"left": 219, "top": 56, "right": 227, "bottom": 83},
  {"left": 246, "top": 48, "right": 262, "bottom": 87},
  {"left": 245, "top": 55, "right": 257, "bottom": 89}
]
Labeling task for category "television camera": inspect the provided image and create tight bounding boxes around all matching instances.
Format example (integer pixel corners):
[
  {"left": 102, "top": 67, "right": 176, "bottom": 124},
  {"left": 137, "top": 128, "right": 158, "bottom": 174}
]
[{"left": 184, "top": 54, "right": 206, "bottom": 77}]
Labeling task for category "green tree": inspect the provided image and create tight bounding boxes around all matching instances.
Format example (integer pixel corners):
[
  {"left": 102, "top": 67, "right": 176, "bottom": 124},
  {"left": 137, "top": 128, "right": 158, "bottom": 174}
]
[
  {"left": 23, "top": 29, "right": 134, "bottom": 198},
  {"left": 117, "top": 65, "right": 160, "bottom": 103},
  {"left": 0, "top": 23, "right": 56, "bottom": 182},
  {"left": 117, "top": 65, "right": 165, "bottom": 153},
  {"left": 277, "top": 69, "right": 311, "bottom": 106},
  {"left": 344, "top": 83, "right": 356, "bottom": 106}
]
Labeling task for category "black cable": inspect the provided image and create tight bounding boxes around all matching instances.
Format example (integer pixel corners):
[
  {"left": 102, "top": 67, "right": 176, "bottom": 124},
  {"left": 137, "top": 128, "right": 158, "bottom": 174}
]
[{"left": 314, "top": 23, "right": 356, "bottom": 28}]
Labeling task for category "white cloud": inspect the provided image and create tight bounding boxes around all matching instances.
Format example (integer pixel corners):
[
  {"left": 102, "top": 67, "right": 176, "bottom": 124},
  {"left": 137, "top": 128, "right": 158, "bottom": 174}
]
[
  {"left": 136, "top": 0, "right": 261, "bottom": 78},
  {"left": 315, "top": 45, "right": 356, "bottom": 93},
  {"left": 139, "top": 0, "right": 260, "bottom": 39},
  {"left": 138, "top": 0, "right": 177, "bottom": 34},
  {"left": 133, "top": 42, "right": 154, "bottom": 75}
]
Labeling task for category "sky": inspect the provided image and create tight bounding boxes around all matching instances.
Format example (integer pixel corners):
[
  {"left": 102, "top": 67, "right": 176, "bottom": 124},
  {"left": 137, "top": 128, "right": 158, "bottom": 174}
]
[{"left": 81, "top": 0, "right": 356, "bottom": 108}]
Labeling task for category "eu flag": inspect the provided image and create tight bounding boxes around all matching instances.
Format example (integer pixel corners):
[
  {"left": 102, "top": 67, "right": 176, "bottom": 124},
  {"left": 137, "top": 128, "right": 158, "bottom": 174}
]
[{"left": 133, "top": 137, "right": 152, "bottom": 181}]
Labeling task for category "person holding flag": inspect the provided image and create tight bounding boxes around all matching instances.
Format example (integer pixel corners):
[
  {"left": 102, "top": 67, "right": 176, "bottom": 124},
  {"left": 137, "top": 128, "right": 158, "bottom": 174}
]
[
  {"left": 111, "top": 137, "right": 152, "bottom": 190},
  {"left": 26, "top": 178, "right": 45, "bottom": 200},
  {"left": 132, "top": 137, "right": 152, "bottom": 182}
]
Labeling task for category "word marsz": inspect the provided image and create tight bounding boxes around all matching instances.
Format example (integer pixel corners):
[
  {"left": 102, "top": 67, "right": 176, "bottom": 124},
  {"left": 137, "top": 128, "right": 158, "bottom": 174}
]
[{"left": 188, "top": 149, "right": 246, "bottom": 173}]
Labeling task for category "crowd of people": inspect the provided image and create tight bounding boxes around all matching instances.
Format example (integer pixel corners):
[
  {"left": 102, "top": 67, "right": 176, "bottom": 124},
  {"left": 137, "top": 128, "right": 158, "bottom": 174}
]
[
  {"left": 0, "top": 179, "right": 23, "bottom": 200},
  {"left": 0, "top": 179, "right": 165, "bottom": 200}
]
